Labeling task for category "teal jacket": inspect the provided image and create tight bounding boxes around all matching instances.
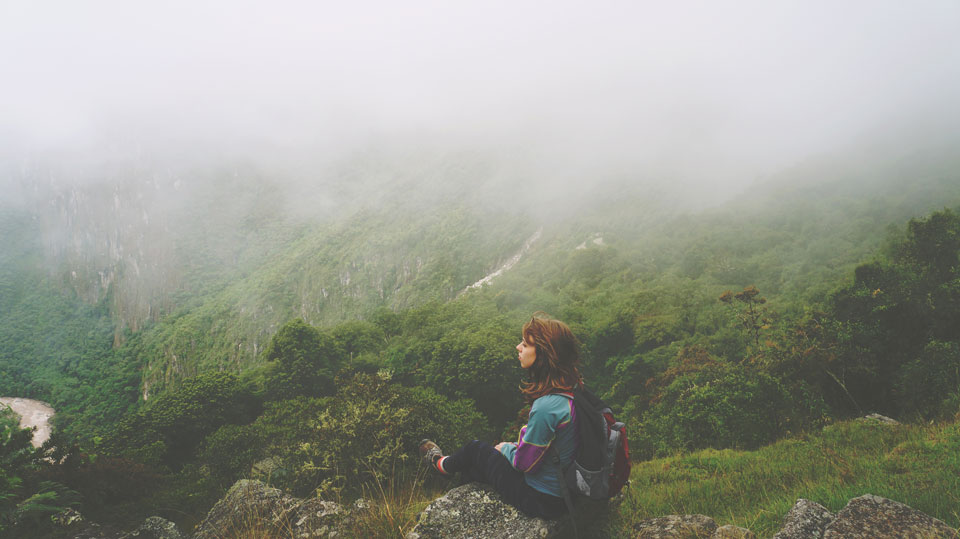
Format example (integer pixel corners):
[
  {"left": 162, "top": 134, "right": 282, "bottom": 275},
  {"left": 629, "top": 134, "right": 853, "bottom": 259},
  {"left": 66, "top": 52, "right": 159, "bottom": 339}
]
[{"left": 498, "top": 393, "right": 577, "bottom": 497}]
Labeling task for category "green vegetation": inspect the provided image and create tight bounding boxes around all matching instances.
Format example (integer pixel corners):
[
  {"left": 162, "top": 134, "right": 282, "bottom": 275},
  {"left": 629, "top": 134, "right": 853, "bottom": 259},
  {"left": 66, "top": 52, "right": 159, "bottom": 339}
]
[
  {"left": 1, "top": 148, "right": 959, "bottom": 535},
  {"left": 614, "top": 417, "right": 960, "bottom": 537},
  {"left": 0, "top": 407, "right": 80, "bottom": 537}
]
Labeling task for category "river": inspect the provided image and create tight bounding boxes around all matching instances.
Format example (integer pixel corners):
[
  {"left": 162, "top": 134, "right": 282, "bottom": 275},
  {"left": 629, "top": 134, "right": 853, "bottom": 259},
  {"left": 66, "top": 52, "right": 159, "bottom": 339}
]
[{"left": 0, "top": 397, "right": 55, "bottom": 448}]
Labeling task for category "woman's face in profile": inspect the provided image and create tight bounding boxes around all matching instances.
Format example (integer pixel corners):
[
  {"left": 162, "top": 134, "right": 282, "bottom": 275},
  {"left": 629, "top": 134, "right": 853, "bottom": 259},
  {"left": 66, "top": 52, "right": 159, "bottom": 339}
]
[{"left": 516, "top": 337, "right": 537, "bottom": 369}]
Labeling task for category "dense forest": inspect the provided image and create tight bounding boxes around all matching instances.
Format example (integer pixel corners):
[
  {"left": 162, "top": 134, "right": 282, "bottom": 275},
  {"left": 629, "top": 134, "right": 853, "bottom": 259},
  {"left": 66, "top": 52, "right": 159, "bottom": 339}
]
[{"left": 2, "top": 143, "right": 960, "bottom": 536}]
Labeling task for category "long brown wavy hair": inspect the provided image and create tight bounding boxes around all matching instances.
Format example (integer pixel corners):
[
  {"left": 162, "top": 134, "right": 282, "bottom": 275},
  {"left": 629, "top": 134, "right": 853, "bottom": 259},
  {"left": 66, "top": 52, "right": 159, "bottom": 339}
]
[{"left": 519, "top": 312, "right": 583, "bottom": 403}]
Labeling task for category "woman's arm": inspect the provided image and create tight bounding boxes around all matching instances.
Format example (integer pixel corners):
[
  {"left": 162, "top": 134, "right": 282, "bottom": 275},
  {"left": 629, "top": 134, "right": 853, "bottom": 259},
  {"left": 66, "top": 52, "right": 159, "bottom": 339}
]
[{"left": 501, "top": 395, "right": 572, "bottom": 474}]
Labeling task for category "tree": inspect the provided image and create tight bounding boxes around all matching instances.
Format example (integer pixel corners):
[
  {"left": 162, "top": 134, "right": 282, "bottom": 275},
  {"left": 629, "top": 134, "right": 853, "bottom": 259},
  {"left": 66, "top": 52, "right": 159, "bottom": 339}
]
[
  {"left": 107, "top": 371, "right": 260, "bottom": 468},
  {"left": 719, "top": 285, "right": 771, "bottom": 351},
  {"left": 264, "top": 318, "right": 345, "bottom": 398}
]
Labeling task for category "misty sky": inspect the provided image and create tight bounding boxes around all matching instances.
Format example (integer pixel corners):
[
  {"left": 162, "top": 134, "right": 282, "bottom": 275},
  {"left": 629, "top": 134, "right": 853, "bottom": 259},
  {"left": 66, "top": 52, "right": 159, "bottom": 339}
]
[{"left": 2, "top": 1, "right": 959, "bottom": 191}]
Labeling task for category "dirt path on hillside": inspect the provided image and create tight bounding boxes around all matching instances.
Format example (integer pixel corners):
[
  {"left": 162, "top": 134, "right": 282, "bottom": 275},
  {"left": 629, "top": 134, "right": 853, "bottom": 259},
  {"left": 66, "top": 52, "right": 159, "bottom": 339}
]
[{"left": 0, "top": 397, "right": 55, "bottom": 448}]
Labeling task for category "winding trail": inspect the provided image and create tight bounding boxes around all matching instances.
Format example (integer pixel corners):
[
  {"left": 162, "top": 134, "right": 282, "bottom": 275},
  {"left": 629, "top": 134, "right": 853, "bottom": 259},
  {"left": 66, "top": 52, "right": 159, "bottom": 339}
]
[{"left": 0, "top": 397, "right": 55, "bottom": 448}]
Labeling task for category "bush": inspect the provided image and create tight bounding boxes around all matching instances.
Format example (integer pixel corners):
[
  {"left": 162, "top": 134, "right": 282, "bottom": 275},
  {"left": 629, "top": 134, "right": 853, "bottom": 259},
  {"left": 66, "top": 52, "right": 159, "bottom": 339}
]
[
  {"left": 897, "top": 340, "right": 960, "bottom": 419},
  {"left": 263, "top": 318, "right": 346, "bottom": 398},
  {"left": 107, "top": 371, "right": 261, "bottom": 468},
  {"left": 283, "top": 372, "right": 488, "bottom": 498},
  {"left": 640, "top": 365, "right": 791, "bottom": 456}
]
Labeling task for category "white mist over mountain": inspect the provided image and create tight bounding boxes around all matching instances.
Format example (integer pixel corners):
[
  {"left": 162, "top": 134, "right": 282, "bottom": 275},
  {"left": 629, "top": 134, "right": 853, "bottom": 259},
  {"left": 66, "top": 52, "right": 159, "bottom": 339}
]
[{"left": 1, "top": 0, "right": 959, "bottom": 204}]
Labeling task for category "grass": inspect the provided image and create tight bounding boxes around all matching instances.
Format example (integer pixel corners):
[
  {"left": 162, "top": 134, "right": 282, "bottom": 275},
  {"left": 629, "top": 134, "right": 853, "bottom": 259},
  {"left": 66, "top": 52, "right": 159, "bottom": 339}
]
[
  {"left": 342, "top": 460, "right": 447, "bottom": 537},
  {"left": 225, "top": 416, "right": 960, "bottom": 538},
  {"left": 612, "top": 416, "right": 960, "bottom": 537},
  {"left": 226, "top": 461, "right": 449, "bottom": 538}
]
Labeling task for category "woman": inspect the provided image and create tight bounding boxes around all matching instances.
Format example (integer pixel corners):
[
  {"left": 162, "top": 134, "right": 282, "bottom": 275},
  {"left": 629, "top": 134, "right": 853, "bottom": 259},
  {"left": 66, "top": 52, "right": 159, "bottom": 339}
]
[{"left": 418, "top": 313, "right": 582, "bottom": 519}]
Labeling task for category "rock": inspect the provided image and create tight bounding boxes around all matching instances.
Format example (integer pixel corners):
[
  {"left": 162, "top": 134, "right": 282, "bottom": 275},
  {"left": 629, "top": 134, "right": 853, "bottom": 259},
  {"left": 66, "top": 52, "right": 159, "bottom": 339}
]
[
  {"left": 120, "top": 516, "right": 185, "bottom": 539},
  {"left": 713, "top": 524, "right": 756, "bottom": 538},
  {"left": 50, "top": 508, "right": 117, "bottom": 539},
  {"left": 772, "top": 499, "right": 835, "bottom": 539},
  {"left": 859, "top": 414, "right": 899, "bottom": 425},
  {"left": 406, "top": 482, "right": 564, "bottom": 539},
  {"left": 193, "top": 479, "right": 348, "bottom": 539},
  {"left": 634, "top": 514, "right": 717, "bottom": 538},
  {"left": 823, "top": 494, "right": 957, "bottom": 538}
]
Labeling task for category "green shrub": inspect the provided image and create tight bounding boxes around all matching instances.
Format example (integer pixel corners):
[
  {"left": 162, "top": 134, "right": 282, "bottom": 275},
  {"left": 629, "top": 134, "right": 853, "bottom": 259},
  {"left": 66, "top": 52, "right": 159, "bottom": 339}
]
[
  {"left": 107, "top": 371, "right": 260, "bottom": 468},
  {"left": 263, "top": 318, "right": 346, "bottom": 399},
  {"left": 283, "top": 372, "right": 488, "bottom": 498},
  {"left": 640, "top": 365, "right": 791, "bottom": 456}
]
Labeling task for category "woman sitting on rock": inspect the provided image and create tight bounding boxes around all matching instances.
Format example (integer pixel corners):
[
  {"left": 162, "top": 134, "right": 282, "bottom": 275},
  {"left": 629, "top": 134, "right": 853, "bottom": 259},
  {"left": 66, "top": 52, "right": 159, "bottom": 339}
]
[{"left": 419, "top": 312, "right": 580, "bottom": 519}]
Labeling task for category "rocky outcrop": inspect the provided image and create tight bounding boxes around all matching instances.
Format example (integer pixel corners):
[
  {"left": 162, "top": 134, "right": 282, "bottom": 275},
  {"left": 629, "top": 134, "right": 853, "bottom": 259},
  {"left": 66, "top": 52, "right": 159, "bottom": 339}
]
[
  {"left": 633, "top": 514, "right": 754, "bottom": 538},
  {"left": 630, "top": 494, "right": 957, "bottom": 539},
  {"left": 634, "top": 514, "right": 717, "bottom": 538},
  {"left": 406, "top": 483, "right": 564, "bottom": 539},
  {"left": 772, "top": 499, "right": 835, "bottom": 539},
  {"left": 859, "top": 413, "right": 899, "bottom": 425},
  {"left": 771, "top": 495, "right": 958, "bottom": 539},
  {"left": 193, "top": 479, "right": 349, "bottom": 539},
  {"left": 823, "top": 494, "right": 957, "bottom": 538},
  {"left": 50, "top": 509, "right": 183, "bottom": 539}
]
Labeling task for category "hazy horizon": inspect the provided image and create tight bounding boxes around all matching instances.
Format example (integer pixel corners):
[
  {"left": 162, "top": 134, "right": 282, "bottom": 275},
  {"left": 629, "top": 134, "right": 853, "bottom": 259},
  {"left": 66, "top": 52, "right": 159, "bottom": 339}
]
[{"left": 2, "top": 1, "right": 960, "bottom": 204}]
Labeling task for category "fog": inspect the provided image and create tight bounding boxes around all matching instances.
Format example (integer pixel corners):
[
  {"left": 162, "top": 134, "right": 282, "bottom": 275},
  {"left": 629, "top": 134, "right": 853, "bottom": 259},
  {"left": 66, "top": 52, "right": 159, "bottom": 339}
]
[{"left": 2, "top": 0, "right": 960, "bottom": 202}]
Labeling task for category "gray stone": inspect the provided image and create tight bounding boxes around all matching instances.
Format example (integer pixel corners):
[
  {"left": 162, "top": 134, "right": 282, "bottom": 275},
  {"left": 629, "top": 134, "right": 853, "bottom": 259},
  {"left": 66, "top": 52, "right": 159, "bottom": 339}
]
[
  {"left": 712, "top": 524, "right": 756, "bottom": 538},
  {"left": 120, "top": 516, "right": 185, "bottom": 539},
  {"left": 773, "top": 499, "right": 835, "bottom": 539},
  {"left": 194, "top": 479, "right": 348, "bottom": 539},
  {"left": 51, "top": 508, "right": 118, "bottom": 539},
  {"left": 859, "top": 414, "right": 900, "bottom": 425},
  {"left": 406, "top": 482, "right": 564, "bottom": 539},
  {"left": 634, "top": 514, "right": 718, "bottom": 538},
  {"left": 823, "top": 494, "right": 958, "bottom": 539}
]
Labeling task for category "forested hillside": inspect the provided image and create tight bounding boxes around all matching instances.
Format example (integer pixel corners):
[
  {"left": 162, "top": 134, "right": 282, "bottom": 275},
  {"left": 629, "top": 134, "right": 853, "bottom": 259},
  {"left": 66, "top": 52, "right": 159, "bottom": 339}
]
[{"left": 2, "top": 143, "right": 960, "bottom": 536}]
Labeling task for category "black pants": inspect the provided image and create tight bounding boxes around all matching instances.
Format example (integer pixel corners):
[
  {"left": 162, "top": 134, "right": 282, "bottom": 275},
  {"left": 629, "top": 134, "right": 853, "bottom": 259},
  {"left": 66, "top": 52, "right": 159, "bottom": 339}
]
[{"left": 442, "top": 440, "right": 567, "bottom": 520}]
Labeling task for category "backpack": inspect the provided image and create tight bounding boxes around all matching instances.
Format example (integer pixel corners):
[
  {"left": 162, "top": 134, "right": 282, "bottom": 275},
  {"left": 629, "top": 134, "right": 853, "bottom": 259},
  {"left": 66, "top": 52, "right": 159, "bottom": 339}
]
[{"left": 554, "top": 387, "right": 630, "bottom": 501}]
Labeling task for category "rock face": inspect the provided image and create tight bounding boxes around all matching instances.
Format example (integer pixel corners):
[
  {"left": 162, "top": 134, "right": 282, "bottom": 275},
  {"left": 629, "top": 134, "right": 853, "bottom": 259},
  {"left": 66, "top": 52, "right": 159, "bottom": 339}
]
[
  {"left": 773, "top": 499, "right": 835, "bottom": 539},
  {"left": 406, "top": 483, "right": 565, "bottom": 539},
  {"left": 634, "top": 514, "right": 718, "bottom": 538},
  {"left": 771, "top": 495, "right": 959, "bottom": 539},
  {"left": 193, "top": 479, "right": 348, "bottom": 539},
  {"left": 633, "top": 514, "right": 754, "bottom": 538},
  {"left": 823, "top": 494, "right": 957, "bottom": 538}
]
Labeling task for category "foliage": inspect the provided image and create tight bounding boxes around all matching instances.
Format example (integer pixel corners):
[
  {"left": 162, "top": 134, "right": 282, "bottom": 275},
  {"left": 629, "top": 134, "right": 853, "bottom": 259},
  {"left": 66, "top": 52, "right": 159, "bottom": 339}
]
[
  {"left": 283, "top": 372, "right": 488, "bottom": 498},
  {"left": 718, "top": 285, "right": 771, "bottom": 352},
  {"left": 829, "top": 209, "right": 960, "bottom": 419},
  {"left": 263, "top": 318, "right": 345, "bottom": 398},
  {"left": 106, "top": 371, "right": 261, "bottom": 468},
  {"left": 0, "top": 407, "right": 81, "bottom": 537},
  {"left": 638, "top": 358, "right": 793, "bottom": 457},
  {"left": 613, "top": 417, "right": 960, "bottom": 537},
  {"left": 3, "top": 156, "right": 960, "bottom": 532}
]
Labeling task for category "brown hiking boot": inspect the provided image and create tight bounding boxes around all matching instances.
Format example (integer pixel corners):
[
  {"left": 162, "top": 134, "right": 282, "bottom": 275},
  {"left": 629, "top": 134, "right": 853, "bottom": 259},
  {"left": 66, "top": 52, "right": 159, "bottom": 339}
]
[{"left": 419, "top": 439, "right": 443, "bottom": 468}]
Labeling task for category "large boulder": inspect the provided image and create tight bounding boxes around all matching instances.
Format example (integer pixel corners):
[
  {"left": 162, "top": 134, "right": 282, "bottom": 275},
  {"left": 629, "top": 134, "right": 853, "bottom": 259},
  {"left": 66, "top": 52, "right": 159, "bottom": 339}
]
[
  {"left": 823, "top": 494, "right": 957, "bottom": 538},
  {"left": 193, "top": 479, "right": 348, "bottom": 538},
  {"left": 772, "top": 499, "right": 835, "bottom": 539},
  {"left": 633, "top": 514, "right": 718, "bottom": 538},
  {"left": 406, "top": 483, "right": 565, "bottom": 539}
]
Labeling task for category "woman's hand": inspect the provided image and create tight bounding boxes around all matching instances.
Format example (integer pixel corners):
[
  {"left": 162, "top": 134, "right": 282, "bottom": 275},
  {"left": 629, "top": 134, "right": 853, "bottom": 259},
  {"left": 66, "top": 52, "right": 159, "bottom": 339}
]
[{"left": 495, "top": 442, "right": 510, "bottom": 451}]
